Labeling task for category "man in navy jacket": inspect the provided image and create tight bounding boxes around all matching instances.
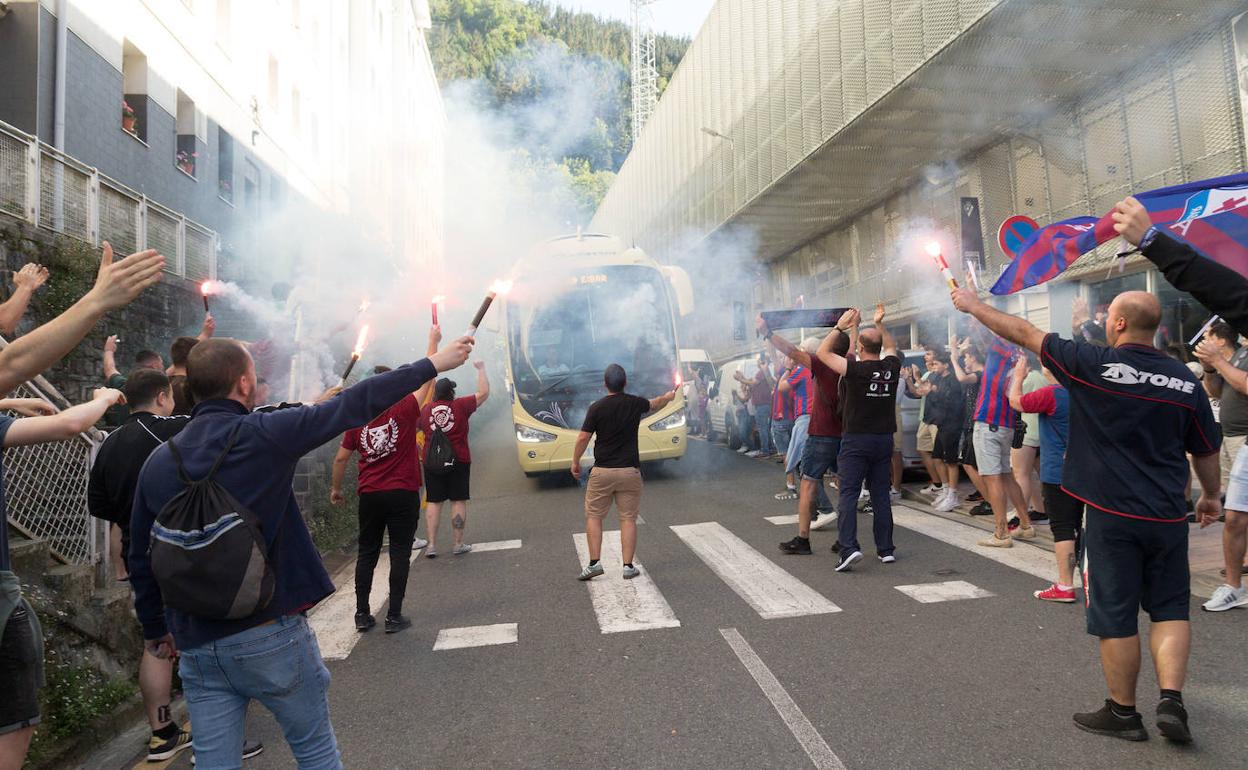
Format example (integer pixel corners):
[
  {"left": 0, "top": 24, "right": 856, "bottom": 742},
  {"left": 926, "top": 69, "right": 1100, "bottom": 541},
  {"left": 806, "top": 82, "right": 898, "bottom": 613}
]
[{"left": 129, "top": 336, "right": 472, "bottom": 769}]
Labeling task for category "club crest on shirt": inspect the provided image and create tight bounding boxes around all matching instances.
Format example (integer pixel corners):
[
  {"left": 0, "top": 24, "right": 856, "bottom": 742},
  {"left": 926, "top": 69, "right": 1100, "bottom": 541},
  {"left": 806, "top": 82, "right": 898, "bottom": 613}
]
[
  {"left": 430, "top": 404, "right": 456, "bottom": 432},
  {"left": 1100, "top": 362, "right": 1196, "bottom": 394},
  {"left": 361, "top": 418, "right": 399, "bottom": 462}
]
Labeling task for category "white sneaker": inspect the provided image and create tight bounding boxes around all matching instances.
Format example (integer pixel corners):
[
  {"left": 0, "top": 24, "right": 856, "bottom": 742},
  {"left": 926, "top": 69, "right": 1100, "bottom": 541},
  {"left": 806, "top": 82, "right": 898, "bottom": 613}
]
[
  {"left": 746, "top": 450, "right": 763, "bottom": 458},
  {"left": 859, "top": 488, "right": 870, "bottom": 501},
  {"left": 889, "top": 488, "right": 902, "bottom": 501},
  {"left": 453, "top": 543, "right": 473, "bottom": 555},
  {"left": 1202, "top": 584, "right": 1248, "bottom": 612},
  {"left": 412, "top": 538, "right": 429, "bottom": 550},
  {"left": 736, "top": 446, "right": 749, "bottom": 454},
  {"left": 810, "top": 512, "right": 839, "bottom": 530},
  {"left": 935, "top": 489, "right": 960, "bottom": 512}
]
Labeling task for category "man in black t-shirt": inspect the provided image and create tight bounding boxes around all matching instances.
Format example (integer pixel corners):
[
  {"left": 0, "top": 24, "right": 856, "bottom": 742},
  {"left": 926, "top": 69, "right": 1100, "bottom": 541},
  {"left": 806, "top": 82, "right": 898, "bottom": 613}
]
[
  {"left": 952, "top": 234, "right": 1221, "bottom": 744},
  {"left": 818, "top": 305, "right": 903, "bottom": 571},
  {"left": 572, "top": 364, "right": 675, "bottom": 581}
]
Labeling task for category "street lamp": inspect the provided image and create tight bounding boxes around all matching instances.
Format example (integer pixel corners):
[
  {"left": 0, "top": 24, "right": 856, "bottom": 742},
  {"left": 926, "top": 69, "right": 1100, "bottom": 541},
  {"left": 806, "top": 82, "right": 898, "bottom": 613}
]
[{"left": 700, "top": 126, "right": 735, "bottom": 147}]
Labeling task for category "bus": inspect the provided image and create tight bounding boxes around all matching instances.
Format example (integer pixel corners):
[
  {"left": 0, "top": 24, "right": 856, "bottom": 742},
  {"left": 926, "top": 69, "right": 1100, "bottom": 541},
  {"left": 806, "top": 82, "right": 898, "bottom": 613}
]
[{"left": 501, "top": 234, "right": 693, "bottom": 477}]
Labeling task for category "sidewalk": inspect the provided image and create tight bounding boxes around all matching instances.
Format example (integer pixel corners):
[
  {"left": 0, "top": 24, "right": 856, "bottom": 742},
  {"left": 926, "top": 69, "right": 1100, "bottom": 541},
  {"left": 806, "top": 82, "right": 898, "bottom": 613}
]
[{"left": 897, "top": 482, "right": 1226, "bottom": 600}]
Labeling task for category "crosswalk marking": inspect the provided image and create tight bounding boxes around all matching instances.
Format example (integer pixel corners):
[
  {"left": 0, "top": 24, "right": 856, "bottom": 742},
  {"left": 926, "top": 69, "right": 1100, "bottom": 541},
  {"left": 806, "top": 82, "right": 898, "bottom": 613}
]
[
  {"left": 893, "top": 580, "right": 995, "bottom": 604},
  {"left": 433, "top": 623, "right": 519, "bottom": 651},
  {"left": 573, "top": 531, "right": 681, "bottom": 634},
  {"left": 309, "top": 545, "right": 426, "bottom": 661},
  {"left": 670, "top": 522, "right": 840, "bottom": 619},
  {"left": 472, "top": 539, "right": 522, "bottom": 553},
  {"left": 765, "top": 514, "right": 799, "bottom": 526},
  {"left": 891, "top": 505, "right": 1054, "bottom": 581}
]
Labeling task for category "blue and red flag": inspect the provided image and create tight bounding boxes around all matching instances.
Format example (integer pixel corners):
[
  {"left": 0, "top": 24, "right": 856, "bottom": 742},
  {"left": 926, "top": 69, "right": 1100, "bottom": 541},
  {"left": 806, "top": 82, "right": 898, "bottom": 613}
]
[{"left": 990, "top": 172, "right": 1248, "bottom": 295}]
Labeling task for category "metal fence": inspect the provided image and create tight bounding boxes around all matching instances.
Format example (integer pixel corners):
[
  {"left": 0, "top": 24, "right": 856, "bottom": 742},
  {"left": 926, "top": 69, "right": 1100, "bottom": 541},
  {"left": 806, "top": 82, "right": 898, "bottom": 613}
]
[
  {"left": 0, "top": 118, "right": 217, "bottom": 281},
  {"left": 0, "top": 365, "right": 101, "bottom": 567}
]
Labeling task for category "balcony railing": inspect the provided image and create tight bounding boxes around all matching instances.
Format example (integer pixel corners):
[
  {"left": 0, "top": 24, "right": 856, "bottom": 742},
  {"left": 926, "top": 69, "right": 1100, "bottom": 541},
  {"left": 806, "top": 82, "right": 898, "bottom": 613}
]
[{"left": 0, "top": 118, "right": 217, "bottom": 282}]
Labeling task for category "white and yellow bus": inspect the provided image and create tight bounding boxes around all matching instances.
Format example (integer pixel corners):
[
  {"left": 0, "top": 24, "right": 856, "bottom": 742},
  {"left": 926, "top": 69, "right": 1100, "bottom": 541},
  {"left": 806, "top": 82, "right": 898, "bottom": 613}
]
[{"left": 501, "top": 234, "right": 693, "bottom": 477}]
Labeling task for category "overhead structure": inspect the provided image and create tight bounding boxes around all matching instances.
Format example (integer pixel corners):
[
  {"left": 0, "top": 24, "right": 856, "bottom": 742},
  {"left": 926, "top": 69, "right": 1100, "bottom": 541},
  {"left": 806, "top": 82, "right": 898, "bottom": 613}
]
[{"left": 630, "top": 0, "right": 659, "bottom": 141}]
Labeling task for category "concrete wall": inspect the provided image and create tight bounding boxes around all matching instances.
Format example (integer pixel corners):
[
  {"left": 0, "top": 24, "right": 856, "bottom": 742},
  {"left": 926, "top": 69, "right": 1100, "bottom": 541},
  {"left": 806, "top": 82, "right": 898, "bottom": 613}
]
[{"left": 0, "top": 2, "right": 41, "bottom": 135}]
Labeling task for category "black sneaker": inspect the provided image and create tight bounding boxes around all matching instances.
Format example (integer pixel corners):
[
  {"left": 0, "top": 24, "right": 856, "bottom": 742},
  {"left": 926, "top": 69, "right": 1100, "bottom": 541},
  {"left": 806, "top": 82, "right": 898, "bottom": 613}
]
[
  {"left": 779, "top": 537, "right": 812, "bottom": 555},
  {"left": 835, "top": 549, "right": 863, "bottom": 572},
  {"left": 147, "top": 727, "right": 192, "bottom": 762},
  {"left": 1073, "top": 701, "right": 1148, "bottom": 742},
  {"left": 830, "top": 541, "right": 841, "bottom": 554},
  {"left": 384, "top": 615, "right": 411, "bottom": 634},
  {"left": 967, "top": 491, "right": 983, "bottom": 502},
  {"left": 1156, "top": 698, "right": 1192, "bottom": 743},
  {"left": 355, "top": 612, "right": 375, "bottom": 632},
  {"left": 1007, "top": 516, "right": 1021, "bottom": 531},
  {"left": 969, "top": 502, "right": 994, "bottom": 516},
  {"left": 1028, "top": 509, "right": 1048, "bottom": 523}
]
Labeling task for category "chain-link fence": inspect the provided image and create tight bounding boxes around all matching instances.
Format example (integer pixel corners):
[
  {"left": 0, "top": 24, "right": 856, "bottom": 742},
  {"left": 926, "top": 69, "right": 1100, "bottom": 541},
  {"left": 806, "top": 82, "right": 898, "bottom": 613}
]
[
  {"left": 0, "top": 117, "right": 216, "bottom": 282},
  {"left": 2, "top": 375, "right": 100, "bottom": 566}
]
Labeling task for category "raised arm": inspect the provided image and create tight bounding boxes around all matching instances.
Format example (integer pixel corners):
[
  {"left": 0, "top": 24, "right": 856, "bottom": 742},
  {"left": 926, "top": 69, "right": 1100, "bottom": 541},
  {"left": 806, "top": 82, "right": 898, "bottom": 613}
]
[
  {"left": 197, "top": 312, "right": 216, "bottom": 342},
  {"left": 756, "top": 316, "right": 810, "bottom": 368},
  {"left": 474, "top": 360, "right": 490, "bottom": 406},
  {"left": 814, "top": 308, "right": 858, "bottom": 376},
  {"left": 1007, "top": 357, "right": 1028, "bottom": 413},
  {"left": 0, "top": 243, "right": 164, "bottom": 395},
  {"left": 648, "top": 389, "right": 676, "bottom": 413},
  {"left": 103, "top": 334, "right": 121, "bottom": 379},
  {"left": 872, "top": 303, "right": 897, "bottom": 357},
  {"left": 950, "top": 288, "right": 1046, "bottom": 354},
  {"left": 0, "top": 264, "right": 49, "bottom": 336},
  {"left": 4, "top": 388, "right": 122, "bottom": 446},
  {"left": 414, "top": 325, "right": 442, "bottom": 403}
]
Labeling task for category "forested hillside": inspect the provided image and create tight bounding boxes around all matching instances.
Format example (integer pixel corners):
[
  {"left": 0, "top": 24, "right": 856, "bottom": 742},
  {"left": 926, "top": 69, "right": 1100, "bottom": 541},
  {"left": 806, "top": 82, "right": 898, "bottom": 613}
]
[{"left": 428, "top": 0, "right": 689, "bottom": 219}]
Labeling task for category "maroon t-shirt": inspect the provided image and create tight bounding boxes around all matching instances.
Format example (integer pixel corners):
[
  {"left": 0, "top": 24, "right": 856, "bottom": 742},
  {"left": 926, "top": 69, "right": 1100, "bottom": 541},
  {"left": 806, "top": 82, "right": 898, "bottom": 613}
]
[
  {"left": 419, "top": 395, "right": 479, "bottom": 463},
  {"left": 341, "top": 394, "right": 422, "bottom": 494},
  {"left": 807, "top": 355, "right": 843, "bottom": 437}
]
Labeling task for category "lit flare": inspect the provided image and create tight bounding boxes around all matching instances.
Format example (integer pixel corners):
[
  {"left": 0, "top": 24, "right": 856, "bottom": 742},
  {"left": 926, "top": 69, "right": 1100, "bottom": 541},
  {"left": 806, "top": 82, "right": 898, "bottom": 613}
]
[{"left": 925, "top": 241, "right": 959, "bottom": 290}]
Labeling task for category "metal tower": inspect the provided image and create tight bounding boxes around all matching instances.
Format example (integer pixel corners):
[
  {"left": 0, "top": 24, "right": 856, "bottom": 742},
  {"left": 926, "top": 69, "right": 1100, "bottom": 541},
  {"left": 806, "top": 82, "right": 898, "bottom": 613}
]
[{"left": 630, "top": 0, "right": 659, "bottom": 141}]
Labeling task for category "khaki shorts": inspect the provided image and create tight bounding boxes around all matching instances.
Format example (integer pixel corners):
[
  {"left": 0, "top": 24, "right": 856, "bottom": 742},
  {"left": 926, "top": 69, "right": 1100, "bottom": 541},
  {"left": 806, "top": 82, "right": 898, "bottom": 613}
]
[
  {"left": 916, "top": 422, "right": 938, "bottom": 453},
  {"left": 1221, "top": 433, "right": 1246, "bottom": 493},
  {"left": 585, "top": 466, "right": 643, "bottom": 521}
]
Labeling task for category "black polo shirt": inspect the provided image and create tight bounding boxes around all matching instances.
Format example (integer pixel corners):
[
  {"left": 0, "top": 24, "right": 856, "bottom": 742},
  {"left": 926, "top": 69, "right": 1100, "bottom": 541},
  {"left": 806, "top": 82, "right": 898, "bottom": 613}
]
[{"left": 1041, "top": 334, "right": 1220, "bottom": 522}]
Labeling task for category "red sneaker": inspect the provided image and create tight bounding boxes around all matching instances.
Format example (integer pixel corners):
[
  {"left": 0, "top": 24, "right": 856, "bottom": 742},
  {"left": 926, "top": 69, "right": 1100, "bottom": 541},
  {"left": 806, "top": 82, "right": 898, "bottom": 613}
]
[{"left": 1034, "top": 584, "right": 1076, "bottom": 603}]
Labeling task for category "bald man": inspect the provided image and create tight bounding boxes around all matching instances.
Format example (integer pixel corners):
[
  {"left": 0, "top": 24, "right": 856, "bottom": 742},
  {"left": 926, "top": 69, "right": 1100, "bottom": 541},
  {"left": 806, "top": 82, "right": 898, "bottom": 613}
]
[{"left": 952, "top": 285, "right": 1221, "bottom": 745}]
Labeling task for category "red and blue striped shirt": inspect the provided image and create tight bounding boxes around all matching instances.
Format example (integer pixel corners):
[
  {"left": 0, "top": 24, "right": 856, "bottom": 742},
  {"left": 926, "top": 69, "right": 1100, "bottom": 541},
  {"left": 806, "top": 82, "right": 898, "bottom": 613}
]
[
  {"left": 787, "top": 366, "right": 812, "bottom": 417},
  {"left": 974, "top": 338, "right": 1019, "bottom": 428}
]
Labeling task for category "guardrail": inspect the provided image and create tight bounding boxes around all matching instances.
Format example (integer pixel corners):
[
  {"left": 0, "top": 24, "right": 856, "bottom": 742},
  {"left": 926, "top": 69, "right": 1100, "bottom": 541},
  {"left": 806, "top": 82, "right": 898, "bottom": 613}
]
[{"left": 0, "top": 118, "right": 217, "bottom": 282}]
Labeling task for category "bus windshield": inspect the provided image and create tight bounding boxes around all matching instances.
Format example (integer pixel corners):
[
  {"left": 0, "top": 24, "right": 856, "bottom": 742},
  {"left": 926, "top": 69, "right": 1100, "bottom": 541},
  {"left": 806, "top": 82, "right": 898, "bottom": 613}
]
[{"left": 508, "top": 265, "right": 678, "bottom": 430}]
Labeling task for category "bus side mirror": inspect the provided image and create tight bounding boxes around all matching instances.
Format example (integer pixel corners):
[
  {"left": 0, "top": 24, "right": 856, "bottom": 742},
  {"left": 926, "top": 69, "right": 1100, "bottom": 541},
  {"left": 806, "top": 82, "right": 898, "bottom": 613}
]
[{"left": 661, "top": 266, "right": 694, "bottom": 316}]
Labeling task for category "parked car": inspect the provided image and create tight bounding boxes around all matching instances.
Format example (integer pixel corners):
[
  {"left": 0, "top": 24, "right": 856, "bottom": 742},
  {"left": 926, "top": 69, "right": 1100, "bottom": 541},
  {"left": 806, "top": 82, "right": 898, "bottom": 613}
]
[{"left": 706, "top": 354, "right": 760, "bottom": 448}]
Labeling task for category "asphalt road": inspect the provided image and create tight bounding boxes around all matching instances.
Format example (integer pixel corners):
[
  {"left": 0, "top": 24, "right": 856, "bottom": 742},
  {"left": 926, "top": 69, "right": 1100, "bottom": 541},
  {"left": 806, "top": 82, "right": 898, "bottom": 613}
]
[{"left": 116, "top": 398, "right": 1248, "bottom": 769}]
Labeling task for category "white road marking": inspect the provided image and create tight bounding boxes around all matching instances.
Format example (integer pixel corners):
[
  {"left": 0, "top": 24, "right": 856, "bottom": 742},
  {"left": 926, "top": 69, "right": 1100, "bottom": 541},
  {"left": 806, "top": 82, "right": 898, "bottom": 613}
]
[
  {"left": 893, "top": 580, "right": 995, "bottom": 604},
  {"left": 433, "top": 623, "right": 519, "bottom": 651},
  {"left": 670, "top": 522, "right": 840, "bottom": 619},
  {"left": 308, "top": 552, "right": 396, "bottom": 661},
  {"left": 572, "top": 531, "right": 681, "bottom": 634},
  {"left": 471, "top": 539, "right": 522, "bottom": 553},
  {"left": 720, "top": 628, "right": 847, "bottom": 770},
  {"left": 892, "top": 505, "right": 1055, "bottom": 581},
  {"left": 765, "top": 514, "right": 800, "bottom": 526}
]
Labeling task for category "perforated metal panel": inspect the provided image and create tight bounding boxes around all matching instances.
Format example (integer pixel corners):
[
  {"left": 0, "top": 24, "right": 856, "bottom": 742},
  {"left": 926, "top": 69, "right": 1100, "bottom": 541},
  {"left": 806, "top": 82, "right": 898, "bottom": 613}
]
[
  {"left": 185, "top": 223, "right": 213, "bottom": 282},
  {"left": 38, "top": 150, "right": 91, "bottom": 240},
  {"left": 146, "top": 205, "right": 180, "bottom": 275},
  {"left": 99, "top": 180, "right": 140, "bottom": 256},
  {"left": 0, "top": 125, "right": 28, "bottom": 219}
]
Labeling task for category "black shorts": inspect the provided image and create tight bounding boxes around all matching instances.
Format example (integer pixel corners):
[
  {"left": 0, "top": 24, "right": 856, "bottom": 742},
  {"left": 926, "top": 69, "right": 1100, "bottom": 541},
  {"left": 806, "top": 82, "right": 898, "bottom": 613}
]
[
  {"left": 932, "top": 424, "right": 961, "bottom": 464},
  {"left": 1042, "top": 484, "right": 1083, "bottom": 543},
  {"left": 425, "top": 462, "right": 471, "bottom": 503},
  {"left": 1082, "top": 510, "right": 1190, "bottom": 638},
  {"left": 0, "top": 605, "right": 42, "bottom": 735},
  {"left": 957, "top": 428, "right": 977, "bottom": 469}
]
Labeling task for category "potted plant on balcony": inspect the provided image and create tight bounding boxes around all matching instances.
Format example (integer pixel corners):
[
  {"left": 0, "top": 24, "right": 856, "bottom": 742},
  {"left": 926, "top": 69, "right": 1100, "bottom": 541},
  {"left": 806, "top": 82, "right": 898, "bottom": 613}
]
[
  {"left": 177, "top": 149, "right": 197, "bottom": 176},
  {"left": 122, "top": 101, "right": 137, "bottom": 135}
]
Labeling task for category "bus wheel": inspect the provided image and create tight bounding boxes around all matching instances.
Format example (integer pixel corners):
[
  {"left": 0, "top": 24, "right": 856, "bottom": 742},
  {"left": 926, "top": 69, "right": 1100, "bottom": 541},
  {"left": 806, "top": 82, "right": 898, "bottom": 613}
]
[{"left": 726, "top": 418, "right": 740, "bottom": 450}]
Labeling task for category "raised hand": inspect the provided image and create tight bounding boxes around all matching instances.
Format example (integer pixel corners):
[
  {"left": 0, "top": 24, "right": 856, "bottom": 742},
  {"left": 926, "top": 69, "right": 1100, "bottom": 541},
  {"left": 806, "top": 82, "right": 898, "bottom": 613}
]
[
  {"left": 873, "top": 302, "right": 886, "bottom": 325},
  {"left": 7, "top": 399, "right": 55, "bottom": 417},
  {"left": 93, "top": 387, "right": 125, "bottom": 406},
  {"left": 429, "top": 324, "right": 443, "bottom": 346},
  {"left": 950, "top": 287, "right": 980, "bottom": 313},
  {"left": 430, "top": 335, "right": 475, "bottom": 372},
  {"left": 199, "top": 312, "right": 216, "bottom": 340},
  {"left": 104, "top": 334, "right": 118, "bottom": 354},
  {"left": 88, "top": 241, "right": 165, "bottom": 313},
  {"left": 14, "top": 263, "right": 49, "bottom": 290},
  {"left": 1111, "top": 196, "right": 1152, "bottom": 246},
  {"left": 473, "top": 360, "right": 486, "bottom": 371},
  {"left": 836, "top": 308, "right": 857, "bottom": 331},
  {"left": 1194, "top": 339, "right": 1221, "bottom": 365}
]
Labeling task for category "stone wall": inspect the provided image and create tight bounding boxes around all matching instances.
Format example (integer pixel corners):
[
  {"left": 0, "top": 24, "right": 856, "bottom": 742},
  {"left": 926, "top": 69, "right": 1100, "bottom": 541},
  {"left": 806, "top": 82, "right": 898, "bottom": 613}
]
[{"left": 0, "top": 218, "right": 206, "bottom": 404}]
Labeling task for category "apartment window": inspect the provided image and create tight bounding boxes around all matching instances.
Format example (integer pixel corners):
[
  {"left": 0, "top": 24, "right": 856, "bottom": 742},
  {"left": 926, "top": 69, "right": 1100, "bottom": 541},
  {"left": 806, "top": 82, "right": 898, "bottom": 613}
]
[
  {"left": 268, "top": 56, "right": 280, "bottom": 111},
  {"left": 121, "top": 41, "right": 148, "bottom": 142},
  {"left": 175, "top": 90, "right": 197, "bottom": 177},
  {"left": 216, "top": 0, "right": 231, "bottom": 47},
  {"left": 217, "top": 129, "right": 234, "bottom": 203}
]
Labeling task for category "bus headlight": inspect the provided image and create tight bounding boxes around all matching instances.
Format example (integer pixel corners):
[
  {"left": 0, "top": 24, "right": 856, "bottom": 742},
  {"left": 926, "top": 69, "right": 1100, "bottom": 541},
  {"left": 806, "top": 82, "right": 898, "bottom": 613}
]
[
  {"left": 648, "top": 408, "right": 686, "bottom": 432},
  {"left": 516, "top": 423, "right": 557, "bottom": 443}
]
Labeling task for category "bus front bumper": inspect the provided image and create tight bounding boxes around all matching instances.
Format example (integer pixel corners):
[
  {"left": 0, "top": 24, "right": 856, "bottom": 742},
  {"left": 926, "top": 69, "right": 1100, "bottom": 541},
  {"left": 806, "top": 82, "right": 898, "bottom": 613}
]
[{"left": 516, "top": 429, "right": 686, "bottom": 474}]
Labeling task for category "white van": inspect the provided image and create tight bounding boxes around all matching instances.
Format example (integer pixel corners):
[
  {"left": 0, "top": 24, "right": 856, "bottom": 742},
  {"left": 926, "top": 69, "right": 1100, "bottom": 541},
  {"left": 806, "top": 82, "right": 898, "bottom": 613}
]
[
  {"left": 679, "top": 348, "right": 716, "bottom": 400},
  {"left": 705, "top": 354, "right": 762, "bottom": 448}
]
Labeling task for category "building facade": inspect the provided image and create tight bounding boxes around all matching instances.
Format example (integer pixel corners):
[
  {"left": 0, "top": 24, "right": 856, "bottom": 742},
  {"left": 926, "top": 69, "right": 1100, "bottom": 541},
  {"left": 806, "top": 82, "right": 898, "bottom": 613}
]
[
  {"left": 592, "top": 0, "right": 1248, "bottom": 359},
  {"left": 0, "top": 0, "right": 444, "bottom": 287}
]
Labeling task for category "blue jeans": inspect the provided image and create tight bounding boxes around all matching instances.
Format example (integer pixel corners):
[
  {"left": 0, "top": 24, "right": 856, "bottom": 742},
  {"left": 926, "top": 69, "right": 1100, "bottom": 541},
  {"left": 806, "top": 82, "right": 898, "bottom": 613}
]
[
  {"left": 179, "top": 615, "right": 341, "bottom": 770},
  {"left": 752, "top": 405, "right": 773, "bottom": 454},
  {"left": 735, "top": 406, "right": 754, "bottom": 448},
  {"left": 772, "top": 419, "right": 794, "bottom": 457},
  {"left": 836, "top": 433, "right": 896, "bottom": 557},
  {"left": 789, "top": 417, "right": 833, "bottom": 509}
]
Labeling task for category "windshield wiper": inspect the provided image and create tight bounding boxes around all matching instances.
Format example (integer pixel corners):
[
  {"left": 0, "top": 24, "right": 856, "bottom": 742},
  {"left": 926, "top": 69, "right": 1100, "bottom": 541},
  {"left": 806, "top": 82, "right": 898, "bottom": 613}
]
[{"left": 531, "top": 369, "right": 602, "bottom": 398}]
